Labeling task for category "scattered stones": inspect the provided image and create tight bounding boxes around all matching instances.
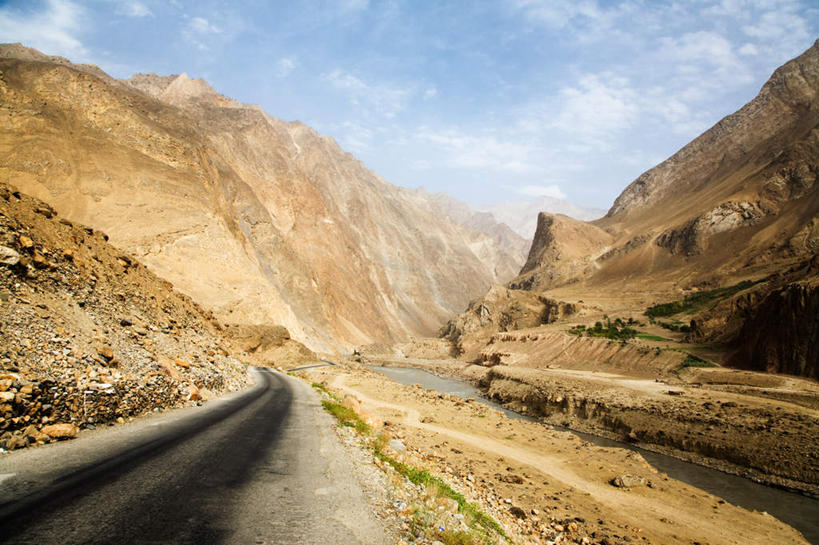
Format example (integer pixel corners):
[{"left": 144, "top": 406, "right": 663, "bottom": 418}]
[{"left": 388, "top": 438, "right": 407, "bottom": 453}]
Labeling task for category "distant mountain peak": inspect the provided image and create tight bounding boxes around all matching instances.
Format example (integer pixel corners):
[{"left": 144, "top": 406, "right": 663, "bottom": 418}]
[{"left": 479, "top": 196, "right": 605, "bottom": 239}]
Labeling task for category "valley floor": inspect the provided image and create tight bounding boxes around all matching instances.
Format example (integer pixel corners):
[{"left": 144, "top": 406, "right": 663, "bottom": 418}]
[{"left": 300, "top": 361, "right": 812, "bottom": 545}]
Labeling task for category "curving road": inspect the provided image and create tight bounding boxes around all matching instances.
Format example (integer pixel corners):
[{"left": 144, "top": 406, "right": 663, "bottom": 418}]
[{"left": 0, "top": 368, "right": 388, "bottom": 544}]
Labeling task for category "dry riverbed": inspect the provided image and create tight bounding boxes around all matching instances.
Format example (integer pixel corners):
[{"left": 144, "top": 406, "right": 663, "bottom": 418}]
[{"left": 298, "top": 362, "right": 809, "bottom": 545}]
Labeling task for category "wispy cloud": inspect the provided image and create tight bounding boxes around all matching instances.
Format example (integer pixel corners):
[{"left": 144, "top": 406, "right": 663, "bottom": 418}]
[
  {"left": 517, "top": 184, "right": 566, "bottom": 199},
  {"left": 418, "top": 128, "right": 539, "bottom": 172},
  {"left": 275, "top": 57, "right": 297, "bottom": 77},
  {"left": 325, "top": 69, "right": 411, "bottom": 119},
  {"left": 0, "top": 0, "right": 86, "bottom": 58},
  {"left": 117, "top": 1, "right": 152, "bottom": 18},
  {"left": 182, "top": 16, "right": 221, "bottom": 50}
]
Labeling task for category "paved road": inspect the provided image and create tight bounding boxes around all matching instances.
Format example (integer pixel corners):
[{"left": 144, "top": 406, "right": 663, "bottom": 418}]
[{"left": 0, "top": 368, "right": 388, "bottom": 544}]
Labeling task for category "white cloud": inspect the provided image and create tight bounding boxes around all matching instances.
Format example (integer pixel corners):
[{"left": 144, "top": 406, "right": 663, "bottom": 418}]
[
  {"left": 182, "top": 16, "right": 221, "bottom": 50},
  {"left": 517, "top": 184, "right": 566, "bottom": 199},
  {"left": 275, "top": 57, "right": 297, "bottom": 77},
  {"left": 424, "top": 87, "right": 438, "bottom": 99},
  {"left": 118, "top": 1, "right": 152, "bottom": 18},
  {"left": 0, "top": 0, "right": 86, "bottom": 58},
  {"left": 549, "top": 73, "right": 640, "bottom": 146},
  {"left": 325, "top": 69, "right": 411, "bottom": 118},
  {"left": 738, "top": 43, "right": 759, "bottom": 56},
  {"left": 510, "top": 0, "right": 604, "bottom": 29},
  {"left": 419, "top": 128, "right": 539, "bottom": 172}
]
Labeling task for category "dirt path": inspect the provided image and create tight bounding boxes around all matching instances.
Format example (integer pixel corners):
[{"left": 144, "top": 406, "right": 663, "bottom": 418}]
[{"left": 314, "top": 366, "right": 809, "bottom": 545}]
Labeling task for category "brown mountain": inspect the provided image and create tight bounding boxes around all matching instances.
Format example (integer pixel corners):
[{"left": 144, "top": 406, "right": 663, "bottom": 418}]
[
  {"left": 0, "top": 44, "right": 524, "bottom": 352},
  {"left": 448, "top": 40, "right": 819, "bottom": 378}
]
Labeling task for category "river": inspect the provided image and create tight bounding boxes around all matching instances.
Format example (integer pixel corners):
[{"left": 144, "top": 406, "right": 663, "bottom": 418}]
[{"left": 372, "top": 365, "right": 819, "bottom": 544}]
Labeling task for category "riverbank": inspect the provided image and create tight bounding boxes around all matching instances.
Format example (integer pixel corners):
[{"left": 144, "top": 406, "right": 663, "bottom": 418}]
[
  {"left": 298, "top": 361, "right": 810, "bottom": 545},
  {"left": 363, "top": 353, "right": 819, "bottom": 500}
]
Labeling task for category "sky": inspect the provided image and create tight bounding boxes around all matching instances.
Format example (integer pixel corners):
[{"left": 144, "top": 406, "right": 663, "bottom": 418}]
[{"left": 0, "top": 0, "right": 817, "bottom": 210}]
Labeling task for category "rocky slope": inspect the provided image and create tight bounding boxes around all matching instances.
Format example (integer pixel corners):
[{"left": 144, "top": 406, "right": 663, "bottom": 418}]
[
  {"left": 0, "top": 44, "right": 522, "bottom": 352},
  {"left": 479, "top": 196, "right": 605, "bottom": 239},
  {"left": 488, "top": 40, "right": 819, "bottom": 377},
  {"left": 0, "top": 181, "right": 252, "bottom": 451}
]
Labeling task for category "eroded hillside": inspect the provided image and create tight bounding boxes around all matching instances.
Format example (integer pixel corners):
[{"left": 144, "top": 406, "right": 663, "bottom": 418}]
[
  {"left": 494, "top": 39, "right": 819, "bottom": 378},
  {"left": 0, "top": 43, "right": 524, "bottom": 352}
]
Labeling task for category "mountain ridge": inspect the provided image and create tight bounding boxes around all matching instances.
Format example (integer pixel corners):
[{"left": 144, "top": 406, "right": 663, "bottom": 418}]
[{"left": 0, "top": 43, "right": 524, "bottom": 352}]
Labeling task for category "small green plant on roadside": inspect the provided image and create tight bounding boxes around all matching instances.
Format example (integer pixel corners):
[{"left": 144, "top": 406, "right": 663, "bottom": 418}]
[
  {"left": 321, "top": 400, "right": 371, "bottom": 434},
  {"left": 311, "top": 382, "right": 339, "bottom": 401},
  {"left": 319, "top": 395, "right": 509, "bottom": 544}
]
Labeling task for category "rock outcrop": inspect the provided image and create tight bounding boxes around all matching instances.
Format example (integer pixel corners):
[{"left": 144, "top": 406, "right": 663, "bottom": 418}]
[
  {"left": 439, "top": 286, "right": 579, "bottom": 360},
  {"left": 0, "top": 44, "right": 522, "bottom": 352},
  {"left": 0, "top": 181, "right": 250, "bottom": 450},
  {"left": 512, "top": 213, "right": 612, "bottom": 291}
]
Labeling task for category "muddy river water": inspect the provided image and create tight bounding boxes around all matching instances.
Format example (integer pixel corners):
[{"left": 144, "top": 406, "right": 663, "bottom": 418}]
[{"left": 372, "top": 365, "right": 819, "bottom": 544}]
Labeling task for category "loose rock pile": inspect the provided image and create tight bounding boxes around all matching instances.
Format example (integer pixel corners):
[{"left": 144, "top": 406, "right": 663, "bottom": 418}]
[{"left": 0, "top": 183, "right": 249, "bottom": 451}]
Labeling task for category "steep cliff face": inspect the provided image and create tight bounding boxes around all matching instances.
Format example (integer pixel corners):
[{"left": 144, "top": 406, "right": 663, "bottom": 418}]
[
  {"left": 0, "top": 45, "right": 518, "bottom": 351},
  {"left": 492, "top": 41, "right": 819, "bottom": 377},
  {"left": 511, "top": 212, "right": 612, "bottom": 291},
  {"left": 690, "top": 257, "right": 819, "bottom": 378}
]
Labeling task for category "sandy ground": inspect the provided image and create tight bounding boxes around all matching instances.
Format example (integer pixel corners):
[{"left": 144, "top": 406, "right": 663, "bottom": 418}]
[{"left": 301, "top": 363, "right": 809, "bottom": 545}]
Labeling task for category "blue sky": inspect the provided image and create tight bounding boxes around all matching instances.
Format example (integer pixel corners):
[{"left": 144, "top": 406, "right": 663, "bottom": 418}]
[{"left": 0, "top": 0, "right": 817, "bottom": 210}]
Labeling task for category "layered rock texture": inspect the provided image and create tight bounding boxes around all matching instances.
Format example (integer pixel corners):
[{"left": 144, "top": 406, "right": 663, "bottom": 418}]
[
  {"left": 0, "top": 44, "right": 524, "bottom": 352},
  {"left": 498, "top": 40, "right": 819, "bottom": 377}
]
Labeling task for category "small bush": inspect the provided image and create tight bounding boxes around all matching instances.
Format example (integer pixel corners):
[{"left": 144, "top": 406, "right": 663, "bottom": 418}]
[
  {"left": 681, "top": 355, "right": 718, "bottom": 368},
  {"left": 321, "top": 399, "right": 371, "bottom": 434},
  {"left": 655, "top": 320, "right": 692, "bottom": 333}
]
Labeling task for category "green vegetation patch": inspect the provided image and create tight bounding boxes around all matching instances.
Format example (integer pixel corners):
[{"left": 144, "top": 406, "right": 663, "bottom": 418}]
[
  {"left": 373, "top": 448, "right": 509, "bottom": 542},
  {"left": 645, "top": 279, "right": 761, "bottom": 318},
  {"left": 321, "top": 399, "right": 371, "bottom": 434},
  {"left": 320, "top": 395, "right": 509, "bottom": 544},
  {"left": 569, "top": 318, "right": 638, "bottom": 341},
  {"left": 680, "top": 354, "right": 718, "bottom": 368},
  {"left": 637, "top": 333, "right": 669, "bottom": 341},
  {"left": 655, "top": 320, "right": 692, "bottom": 333},
  {"left": 311, "top": 382, "right": 339, "bottom": 401}
]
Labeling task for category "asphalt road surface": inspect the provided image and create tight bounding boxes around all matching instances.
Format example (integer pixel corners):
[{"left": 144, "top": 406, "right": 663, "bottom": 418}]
[{"left": 0, "top": 368, "right": 389, "bottom": 544}]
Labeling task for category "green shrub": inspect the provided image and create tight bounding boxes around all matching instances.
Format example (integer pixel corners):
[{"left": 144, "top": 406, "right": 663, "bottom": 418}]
[
  {"left": 321, "top": 400, "right": 371, "bottom": 434},
  {"left": 645, "top": 280, "right": 761, "bottom": 318},
  {"left": 681, "top": 355, "right": 718, "bottom": 368},
  {"left": 637, "top": 333, "right": 668, "bottom": 341}
]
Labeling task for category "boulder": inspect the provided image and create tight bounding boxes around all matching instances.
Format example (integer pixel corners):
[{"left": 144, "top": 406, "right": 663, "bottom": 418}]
[
  {"left": 610, "top": 474, "right": 646, "bottom": 488},
  {"left": 0, "top": 246, "right": 20, "bottom": 266},
  {"left": 42, "top": 423, "right": 78, "bottom": 439},
  {"left": 174, "top": 358, "right": 191, "bottom": 369},
  {"left": 18, "top": 235, "right": 34, "bottom": 249}
]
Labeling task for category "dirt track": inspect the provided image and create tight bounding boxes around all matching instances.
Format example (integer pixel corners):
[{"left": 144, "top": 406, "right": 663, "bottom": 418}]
[{"left": 302, "top": 363, "right": 809, "bottom": 545}]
